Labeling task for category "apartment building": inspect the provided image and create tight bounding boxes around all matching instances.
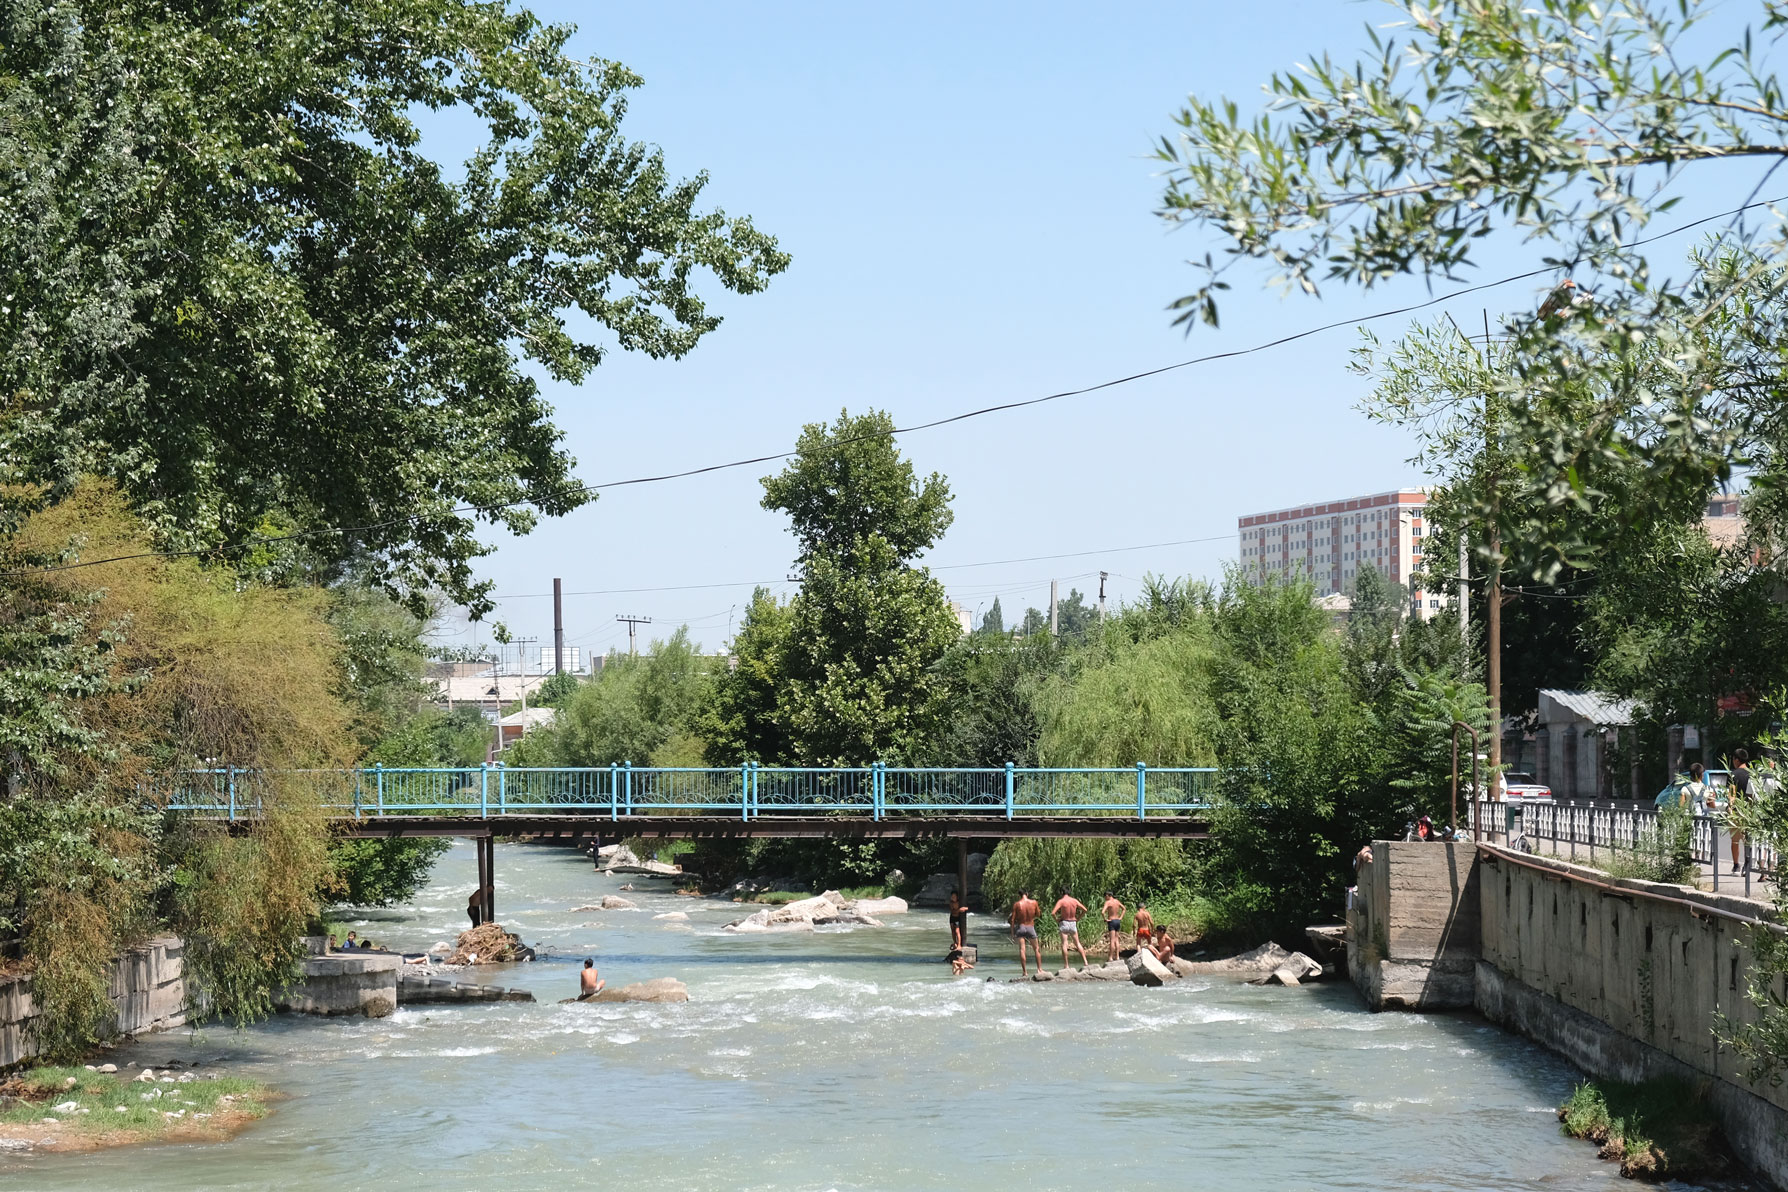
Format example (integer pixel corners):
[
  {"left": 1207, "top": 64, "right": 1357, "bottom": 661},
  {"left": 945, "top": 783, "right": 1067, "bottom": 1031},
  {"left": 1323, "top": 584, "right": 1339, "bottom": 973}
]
[{"left": 1237, "top": 488, "right": 1439, "bottom": 616}]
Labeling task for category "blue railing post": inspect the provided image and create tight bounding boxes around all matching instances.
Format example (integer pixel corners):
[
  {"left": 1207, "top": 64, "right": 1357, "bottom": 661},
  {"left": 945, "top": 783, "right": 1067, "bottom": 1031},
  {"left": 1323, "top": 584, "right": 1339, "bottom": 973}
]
[
  {"left": 873, "top": 762, "right": 885, "bottom": 820},
  {"left": 498, "top": 764, "right": 507, "bottom": 816},
  {"left": 480, "top": 764, "right": 489, "bottom": 818},
  {"left": 1136, "top": 762, "right": 1147, "bottom": 820},
  {"left": 1004, "top": 762, "right": 1015, "bottom": 820},
  {"left": 750, "top": 761, "right": 759, "bottom": 819},
  {"left": 226, "top": 766, "right": 237, "bottom": 823},
  {"left": 740, "top": 763, "right": 750, "bottom": 821},
  {"left": 609, "top": 763, "right": 618, "bottom": 821},
  {"left": 375, "top": 764, "right": 384, "bottom": 816},
  {"left": 624, "top": 762, "right": 634, "bottom": 815}
]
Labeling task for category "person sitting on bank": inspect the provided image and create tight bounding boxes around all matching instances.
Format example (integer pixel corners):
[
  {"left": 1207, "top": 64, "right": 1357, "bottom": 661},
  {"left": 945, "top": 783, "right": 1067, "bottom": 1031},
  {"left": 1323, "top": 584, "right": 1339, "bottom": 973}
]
[
  {"left": 947, "top": 891, "right": 970, "bottom": 952},
  {"left": 1152, "top": 926, "right": 1176, "bottom": 966},
  {"left": 577, "top": 959, "right": 605, "bottom": 1001},
  {"left": 326, "top": 933, "right": 340, "bottom": 953},
  {"left": 342, "top": 931, "right": 359, "bottom": 951}
]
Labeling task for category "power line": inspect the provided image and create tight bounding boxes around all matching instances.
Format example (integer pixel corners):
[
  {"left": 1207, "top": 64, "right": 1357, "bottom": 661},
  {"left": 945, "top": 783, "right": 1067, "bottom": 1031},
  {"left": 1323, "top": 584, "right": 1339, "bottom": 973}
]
[{"left": 11, "top": 191, "right": 1784, "bottom": 581}]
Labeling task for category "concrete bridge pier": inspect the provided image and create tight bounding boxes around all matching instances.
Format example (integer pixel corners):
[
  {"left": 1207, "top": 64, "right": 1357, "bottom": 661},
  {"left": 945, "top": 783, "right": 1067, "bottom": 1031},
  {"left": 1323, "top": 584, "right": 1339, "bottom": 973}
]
[{"left": 475, "top": 834, "right": 495, "bottom": 923}]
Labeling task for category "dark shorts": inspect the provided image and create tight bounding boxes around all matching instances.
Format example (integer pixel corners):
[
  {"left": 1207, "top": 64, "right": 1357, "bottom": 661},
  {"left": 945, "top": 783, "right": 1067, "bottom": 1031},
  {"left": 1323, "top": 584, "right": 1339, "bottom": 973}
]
[
  {"left": 1107, "top": 919, "right": 1122, "bottom": 933},
  {"left": 1015, "top": 924, "right": 1038, "bottom": 940}
]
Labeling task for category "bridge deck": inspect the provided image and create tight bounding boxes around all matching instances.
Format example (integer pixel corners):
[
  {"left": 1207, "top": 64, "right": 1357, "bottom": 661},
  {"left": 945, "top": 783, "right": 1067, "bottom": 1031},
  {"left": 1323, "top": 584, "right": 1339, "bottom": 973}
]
[{"left": 227, "top": 814, "right": 1210, "bottom": 840}]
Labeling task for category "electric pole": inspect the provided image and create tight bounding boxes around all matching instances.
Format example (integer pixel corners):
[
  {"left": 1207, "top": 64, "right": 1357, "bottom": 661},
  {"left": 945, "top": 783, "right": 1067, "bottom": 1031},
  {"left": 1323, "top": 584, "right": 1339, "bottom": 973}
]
[
  {"left": 1485, "top": 309, "right": 1503, "bottom": 794},
  {"left": 1098, "top": 571, "right": 1108, "bottom": 621},
  {"left": 1048, "top": 580, "right": 1059, "bottom": 637},
  {"left": 616, "top": 614, "right": 652, "bottom": 657},
  {"left": 553, "top": 577, "right": 565, "bottom": 674}
]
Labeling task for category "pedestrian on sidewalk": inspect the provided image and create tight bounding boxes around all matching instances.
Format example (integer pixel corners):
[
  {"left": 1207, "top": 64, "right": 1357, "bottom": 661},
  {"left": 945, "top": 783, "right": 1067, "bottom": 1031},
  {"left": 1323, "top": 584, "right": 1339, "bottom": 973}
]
[{"left": 1730, "top": 750, "right": 1756, "bottom": 873}]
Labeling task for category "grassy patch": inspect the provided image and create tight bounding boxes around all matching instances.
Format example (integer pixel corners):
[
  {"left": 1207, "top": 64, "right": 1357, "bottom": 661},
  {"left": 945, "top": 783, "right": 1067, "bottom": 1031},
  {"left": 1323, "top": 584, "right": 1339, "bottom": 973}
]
[
  {"left": 743, "top": 890, "right": 809, "bottom": 905},
  {"left": 1558, "top": 1078, "right": 1731, "bottom": 1181},
  {"left": 0, "top": 1064, "right": 273, "bottom": 1150},
  {"left": 839, "top": 885, "right": 891, "bottom": 901}
]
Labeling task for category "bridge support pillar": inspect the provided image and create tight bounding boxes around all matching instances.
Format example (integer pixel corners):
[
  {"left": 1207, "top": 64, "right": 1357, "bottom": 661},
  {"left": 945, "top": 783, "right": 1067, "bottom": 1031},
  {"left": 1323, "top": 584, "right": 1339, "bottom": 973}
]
[
  {"left": 475, "top": 835, "right": 496, "bottom": 924},
  {"left": 956, "top": 839, "right": 969, "bottom": 907}
]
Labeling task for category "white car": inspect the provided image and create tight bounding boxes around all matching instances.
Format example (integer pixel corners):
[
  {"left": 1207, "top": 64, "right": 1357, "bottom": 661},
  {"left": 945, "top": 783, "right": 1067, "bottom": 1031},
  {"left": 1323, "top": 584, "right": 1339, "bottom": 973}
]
[{"left": 1499, "top": 771, "right": 1553, "bottom": 802}]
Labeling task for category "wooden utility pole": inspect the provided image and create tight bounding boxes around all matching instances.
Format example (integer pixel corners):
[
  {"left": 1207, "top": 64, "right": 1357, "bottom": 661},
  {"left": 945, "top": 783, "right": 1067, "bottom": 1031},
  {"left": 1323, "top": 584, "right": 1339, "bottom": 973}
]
[{"left": 1483, "top": 310, "right": 1502, "bottom": 792}]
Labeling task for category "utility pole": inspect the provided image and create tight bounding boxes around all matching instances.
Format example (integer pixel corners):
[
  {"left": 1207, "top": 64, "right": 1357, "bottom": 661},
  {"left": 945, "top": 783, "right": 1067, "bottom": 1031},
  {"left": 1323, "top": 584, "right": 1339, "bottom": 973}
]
[
  {"left": 553, "top": 578, "right": 565, "bottom": 674},
  {"left": 616, "top": 614, "right": 652, "bottom": 657},
  {"left": 1048, "top": 580, "right": 1059, "bottom": 638},
  {"left": 1098, "top": 571, "right": 1108, "bottom": 621},
  {"left": 1481, "top": 309, "right": 1503, "bottom": 793}
]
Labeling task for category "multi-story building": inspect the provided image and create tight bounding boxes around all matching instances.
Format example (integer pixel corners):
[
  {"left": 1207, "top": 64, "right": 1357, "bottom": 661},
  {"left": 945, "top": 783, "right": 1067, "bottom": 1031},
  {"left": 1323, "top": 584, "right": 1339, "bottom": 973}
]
[{"left": 1238, "top": 488, "right": 1438, "bottom": 616}]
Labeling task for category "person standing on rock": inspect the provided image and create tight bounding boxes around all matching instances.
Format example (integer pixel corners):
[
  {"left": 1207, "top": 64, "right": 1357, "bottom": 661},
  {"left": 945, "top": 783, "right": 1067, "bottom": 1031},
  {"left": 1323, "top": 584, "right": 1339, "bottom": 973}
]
[
  {"left": 1101, "top": 893, "right": 1125, "bottom": 962},
  {"left": 577, "top": 959, "right": 605, "bottom": 1001},
  {"left": 1008, "top": 891, "right": 1043, "bottom": 976},
  {"left": 947, "top": 891, "right": 970, "bottom": 951},
  {"left": 1133, "top": 902, "right": 1154, "bottom": 952},
  {"left": 1052, "top": 890, "right": 1089, "bottom": 970}
]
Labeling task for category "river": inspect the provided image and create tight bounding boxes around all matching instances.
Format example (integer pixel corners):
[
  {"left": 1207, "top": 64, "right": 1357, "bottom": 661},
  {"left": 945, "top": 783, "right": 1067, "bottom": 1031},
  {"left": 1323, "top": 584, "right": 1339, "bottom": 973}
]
[{"left": 5, "top": 841, "right": 1662, "bottom": 1191}]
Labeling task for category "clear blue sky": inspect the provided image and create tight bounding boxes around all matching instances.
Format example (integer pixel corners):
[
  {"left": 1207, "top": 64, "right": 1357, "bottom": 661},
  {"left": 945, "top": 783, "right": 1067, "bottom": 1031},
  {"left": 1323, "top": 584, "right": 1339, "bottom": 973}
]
[{"left": 441, "top": 0, "right": 1770, "bottom": 660}]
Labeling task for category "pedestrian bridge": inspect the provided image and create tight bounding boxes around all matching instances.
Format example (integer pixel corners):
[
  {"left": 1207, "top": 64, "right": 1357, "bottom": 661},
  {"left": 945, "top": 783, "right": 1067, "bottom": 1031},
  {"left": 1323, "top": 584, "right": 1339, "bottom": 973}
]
[{"left": 170, "top": 764, "right": 1215, "bottom": 839}]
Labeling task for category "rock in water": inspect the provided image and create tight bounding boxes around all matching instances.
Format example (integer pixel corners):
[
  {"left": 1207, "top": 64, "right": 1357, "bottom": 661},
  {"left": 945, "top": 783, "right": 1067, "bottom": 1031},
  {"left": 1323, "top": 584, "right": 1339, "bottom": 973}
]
[
  {"left": 849, "top": 896, "right": 908, "bottom": 915},
  {"left": 1127, "top": 950, "right": 1178, "bottom": 987},
  {"left": 600, "top": 895, "right": 638, "bottom": 910},
  {"left": 446, "top": 923, "right": 528, "bottom": 966},
  {"left": 1248, "top": 952, "right": 1324, "bottom": 986},
  {"left": 593, "top": 978, "right": 689, "bottom": 1004}
]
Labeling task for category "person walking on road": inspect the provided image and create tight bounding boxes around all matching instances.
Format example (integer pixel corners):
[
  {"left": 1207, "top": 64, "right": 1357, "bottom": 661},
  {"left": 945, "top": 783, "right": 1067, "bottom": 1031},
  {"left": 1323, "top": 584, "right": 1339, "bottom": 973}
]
[
  {"left": 1101, "top": 893, "right": 1125, "bottom": 962},
  {"left": 1052, "top": 890, "right": 1089, "bottom": 970},
  {"left": 1009, "top": 891, "right": 1044, "bottom": 977}
]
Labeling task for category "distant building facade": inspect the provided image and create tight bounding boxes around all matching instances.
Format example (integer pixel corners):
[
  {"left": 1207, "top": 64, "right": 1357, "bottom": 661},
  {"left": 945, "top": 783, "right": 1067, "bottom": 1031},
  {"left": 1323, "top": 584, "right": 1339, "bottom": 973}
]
[{"left": 1238, "top": 488, "right": 1437, "bottom": 617}]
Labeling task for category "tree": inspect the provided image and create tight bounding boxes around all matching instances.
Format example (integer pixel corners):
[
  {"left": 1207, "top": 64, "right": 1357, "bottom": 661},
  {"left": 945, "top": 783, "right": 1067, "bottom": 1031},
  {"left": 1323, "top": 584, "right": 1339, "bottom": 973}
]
[
  {"left": 919, "top": 634, "right": 1059, "bottom": 767},
  {"left": 759, "top": 409, "right": 952, "bottom": 565},
  {"left": 704, "top": 588, "right": 793, "bottom": 764},
  {"left": 1, "top": 0, "right": 787, "bottom": 614},
  {"left": 528, "top": 629, "right": 718, "bottom": 766},
  {"left": 978, "top": 597, "right": 1005, "bottom": 637},
  {"left": 747, "top": 411, "right": 963, "bottom": 764}
]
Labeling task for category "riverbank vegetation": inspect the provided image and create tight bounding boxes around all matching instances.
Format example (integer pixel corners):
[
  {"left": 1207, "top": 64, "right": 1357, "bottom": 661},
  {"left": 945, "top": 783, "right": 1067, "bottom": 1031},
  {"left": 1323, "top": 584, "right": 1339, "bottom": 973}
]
[
  {"left": 0, "top": 1065, "right": 275, "bottom": 1152},
  {"left": 1, "top": 0, "right": 785, "bottom": 1059},
  {"left": 1558, "top": 1079, "right": 1732, "bottom": 1182}
]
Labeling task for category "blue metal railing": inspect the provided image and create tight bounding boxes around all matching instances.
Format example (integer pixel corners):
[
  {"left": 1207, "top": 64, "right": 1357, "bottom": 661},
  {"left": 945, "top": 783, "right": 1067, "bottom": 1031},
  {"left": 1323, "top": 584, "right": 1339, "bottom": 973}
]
[{"left": 163, "top": 764, "right": 1217, "bottom": 822}]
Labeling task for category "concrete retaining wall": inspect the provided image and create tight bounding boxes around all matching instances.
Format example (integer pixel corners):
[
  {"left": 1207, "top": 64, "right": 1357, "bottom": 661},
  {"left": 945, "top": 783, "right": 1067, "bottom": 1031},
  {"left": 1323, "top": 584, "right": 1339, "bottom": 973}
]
[
  {"left": 274, "top": 950, "right": 399, "bottom": 1018},
  {"left": 0, "top": 936, "right": 188, "bottom": 1067},
  {"left": 1346, "top": 841, "right": 1788, "bottom": 1188}
]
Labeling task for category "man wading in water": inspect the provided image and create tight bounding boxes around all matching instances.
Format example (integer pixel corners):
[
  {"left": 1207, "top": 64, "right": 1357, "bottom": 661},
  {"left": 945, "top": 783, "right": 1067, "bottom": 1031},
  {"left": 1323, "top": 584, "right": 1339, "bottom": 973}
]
[
  {"left": 1009, "top": 891, "right": 1044, "bottom": 976},
  {"left": 1052, "top": 889, "right": 1089, "bottom": 970},
  {"left": 577, "top": 959, "right": 605, "bottom": 1000}
]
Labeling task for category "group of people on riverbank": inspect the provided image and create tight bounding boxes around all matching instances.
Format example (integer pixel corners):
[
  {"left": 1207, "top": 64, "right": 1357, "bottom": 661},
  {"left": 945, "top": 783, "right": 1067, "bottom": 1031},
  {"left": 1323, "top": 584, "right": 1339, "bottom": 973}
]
[{"left": 945, "top": 889, "right": 1173, "bottom": 977}]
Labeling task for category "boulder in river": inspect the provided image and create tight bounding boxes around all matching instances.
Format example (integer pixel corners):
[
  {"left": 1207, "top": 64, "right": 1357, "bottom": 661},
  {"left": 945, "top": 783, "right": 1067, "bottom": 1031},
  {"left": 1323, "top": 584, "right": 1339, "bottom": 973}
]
[
  {"left": 1175, "top": 941, "right": 1301, "bottom": 977},
  {"left": 1127, "top": 950, "right": 1178, "bottom": 987},
  {"left": 722, "top": 908, "right": 812, "bottom": 934},
  {"left": 594, "top": 978, "right": 688, "bottom": 1004},
  {"left": 850, "top": 896, "right": 908, "bottom": 916},
  {"left": 600, "top": 895, "right": 638, "bottom": 910},
  {"left": 1248, "top": 952, "right": 1324, "bottom": 986}
]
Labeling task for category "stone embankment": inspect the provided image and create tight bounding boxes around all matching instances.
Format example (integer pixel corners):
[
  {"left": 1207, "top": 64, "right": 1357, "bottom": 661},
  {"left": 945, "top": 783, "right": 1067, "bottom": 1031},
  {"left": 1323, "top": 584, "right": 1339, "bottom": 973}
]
[
  {"left": 1, "top": 937, "right": 187, "bottom": 1067},
  {"left": 722, "top": 891, "right": 908, "bottom": 933},
  {"left": 1346, "top": 840, "right": 1788, "bottom": 1190}
]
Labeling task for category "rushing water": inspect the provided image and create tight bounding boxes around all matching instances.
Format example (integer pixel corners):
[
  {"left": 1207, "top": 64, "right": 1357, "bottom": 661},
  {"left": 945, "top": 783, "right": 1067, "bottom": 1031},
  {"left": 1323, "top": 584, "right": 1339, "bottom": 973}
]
[{"left": 4, "top": 841, "right": 1673, "bottom": 1191}]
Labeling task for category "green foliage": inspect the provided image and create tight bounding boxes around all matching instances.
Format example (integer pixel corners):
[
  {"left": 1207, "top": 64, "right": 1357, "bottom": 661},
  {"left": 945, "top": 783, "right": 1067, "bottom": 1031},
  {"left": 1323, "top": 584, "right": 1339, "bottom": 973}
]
[
  {"left": 977, "top": 597, "right": 1005, "bottom": 636},
  {"left": 705, "top": 587, "right": 793, "bottom": 764},
  {"left": 0, "top": 0, "right": 786, "bottom": 614},
  {"left": 329, "top": 838, "right": 453, "bottom": 907},
  {"left": 1717, "top": 702, "right": 1788, "bottom": 1083},
  {"left": 0, "top": 1065, "right": 272, "bottom": 1139},
  {"left": 535, "top": 671, "right": 581, "bottom": 707},
  {"left": 364, "top": 706, "right": 492, "bottom": 769},
  {"left": 1601, "top": 803, "right": 1699, "bottom": 886},
  {"left": 982, "top": 839, "right": 1192, "bottom": 922},
  {"left": 759, "top": 408, "right": 952, "bottom": 566},
  {"left": 1018, "top": 588, "right": 1099, "bottom": 640},
  {"left": 526, "top": 628, "right": 718, "bottom": 766},
  {"left": 1559, "top": 1079, "right": 1731, "bottom": 1180},
  {"left": 1031, "top": 619, "right": 1216, "bottom": 767},
  {"left": 919, "top": 634, "right": 1060, "bottom": 767}
]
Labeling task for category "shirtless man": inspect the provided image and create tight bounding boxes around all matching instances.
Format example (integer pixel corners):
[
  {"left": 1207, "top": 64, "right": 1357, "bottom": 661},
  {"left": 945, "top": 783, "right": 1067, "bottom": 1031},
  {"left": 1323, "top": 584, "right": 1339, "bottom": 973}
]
[
  {"left": 1008, "top": 891, "right": 1044, "bottom": 976},
  {"left": 576, "top": 958, "right": 605, "bottom": 1001},
  {"left": 1153, "top": 927, "right": 1176, "bottom": 966},
  {"left": 1101, "top": 893, "right": 1125, "bottom": 962},
  {"left": 1052, "top": 890, "right": 1089, "bottom": 970},
  {"left": 1133, "top": 902, "right": 1155, "bottom": 952}
]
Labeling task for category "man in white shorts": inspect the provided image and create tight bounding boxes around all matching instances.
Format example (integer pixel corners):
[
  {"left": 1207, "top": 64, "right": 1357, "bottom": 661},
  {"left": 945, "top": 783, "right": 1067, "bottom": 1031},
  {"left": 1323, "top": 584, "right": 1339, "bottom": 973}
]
[{"left": 1052, "top": 889, "right": 1089, "bottom": 970}]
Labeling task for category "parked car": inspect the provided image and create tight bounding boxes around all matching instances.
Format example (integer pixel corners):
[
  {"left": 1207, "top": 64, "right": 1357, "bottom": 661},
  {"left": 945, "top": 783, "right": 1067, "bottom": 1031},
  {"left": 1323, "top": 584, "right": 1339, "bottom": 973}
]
[{"left": 1499, "top": 771, "right": 1552, "bottom": 802}]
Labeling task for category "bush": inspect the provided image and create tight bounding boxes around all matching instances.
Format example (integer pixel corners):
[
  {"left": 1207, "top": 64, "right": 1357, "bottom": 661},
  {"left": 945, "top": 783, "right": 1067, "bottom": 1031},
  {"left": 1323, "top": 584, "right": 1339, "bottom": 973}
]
[
  {"left": 1602, "top": 803, "right": 1698, "bottom": 886},
  {"left": 1558, "top": 1079, "right": 1730, "bottom": 1181}
]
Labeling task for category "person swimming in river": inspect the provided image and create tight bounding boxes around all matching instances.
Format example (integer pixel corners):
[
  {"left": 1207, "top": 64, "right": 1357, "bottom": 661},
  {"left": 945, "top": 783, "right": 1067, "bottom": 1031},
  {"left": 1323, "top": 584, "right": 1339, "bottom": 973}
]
[
  {"left": 577, "top": 958, "right": 605, "bottom": 1001},
  {"left": 946, "top": 946, "right": 976, "bottom": 977},
  {"left": 1008, "top": 891, "right": 1044, "bottom": 976},
  {"left": 1052, "top": 889, "right": 1089, "bottom": 970}
]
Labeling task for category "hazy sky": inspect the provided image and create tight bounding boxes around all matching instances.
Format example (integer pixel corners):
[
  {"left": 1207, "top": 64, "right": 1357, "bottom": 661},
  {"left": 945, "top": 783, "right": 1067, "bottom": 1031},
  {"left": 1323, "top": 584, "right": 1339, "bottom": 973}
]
[{"left": 437, "top": 1, "right": 1772, "bottom": 661}]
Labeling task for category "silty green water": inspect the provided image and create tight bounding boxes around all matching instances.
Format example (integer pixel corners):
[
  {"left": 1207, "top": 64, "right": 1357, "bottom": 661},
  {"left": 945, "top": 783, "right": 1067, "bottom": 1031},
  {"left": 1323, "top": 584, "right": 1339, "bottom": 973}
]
[{"left": 5, "top": 841, "right": 1651, "bottom": 1191}]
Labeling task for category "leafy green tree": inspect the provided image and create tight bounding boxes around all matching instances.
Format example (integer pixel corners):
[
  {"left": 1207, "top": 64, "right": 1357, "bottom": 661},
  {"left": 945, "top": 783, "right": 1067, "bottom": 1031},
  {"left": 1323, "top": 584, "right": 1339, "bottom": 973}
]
[
  {"left": 749, "top": 410, "right": 963, "bottom": 764},
  {"left": 759, "top": 409, "right": 952, "bottom": 565},
  {"left": 1030, "top": 621, "right": 1217, "bottom": 767},
  {"left": 918, "top": 634, "right": 1059, "bottom": 766},
  {"left": 528, "top": 628, "right": 718, "bottom": 766},
  {"left": 1, "top": 0, "right": 787, "bottom": 614},
  {"left": 534, "top": 671, "right": 581, "bottom": 708},
  {"left": 978, "top": 597, "right": 1005, "bottom": 636},
  {"left": 1018, "top": 589, "right": 1098, "bottom": 639},
  {"left": 704, "top": 588, "right": 793, "bottom": 764}
]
